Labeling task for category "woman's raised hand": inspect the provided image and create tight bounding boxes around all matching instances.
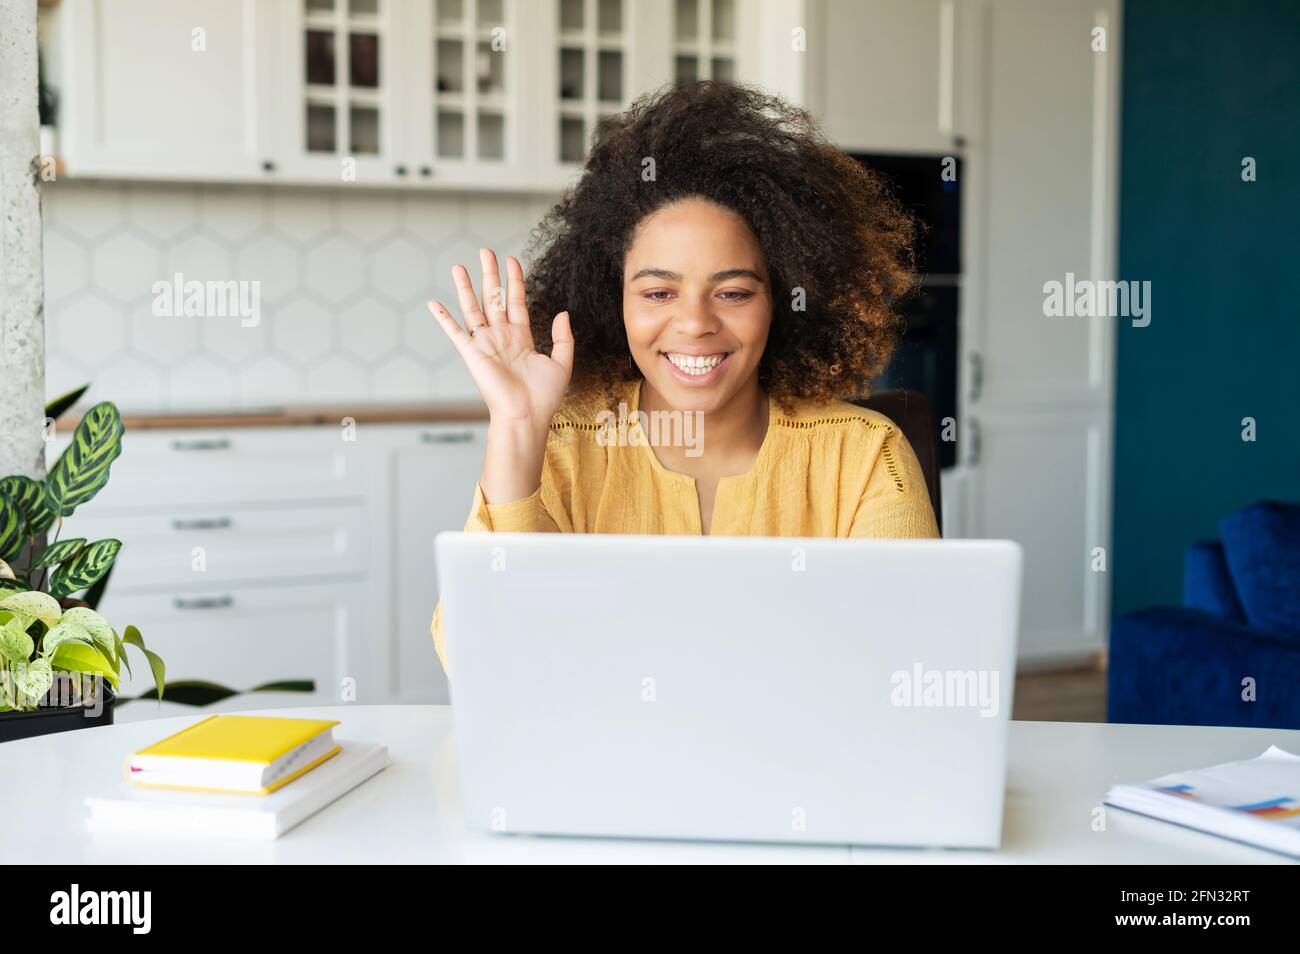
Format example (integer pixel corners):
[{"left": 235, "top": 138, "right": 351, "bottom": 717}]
[{"left": 428, "top": 249, "right": 573, "bottom": 432}]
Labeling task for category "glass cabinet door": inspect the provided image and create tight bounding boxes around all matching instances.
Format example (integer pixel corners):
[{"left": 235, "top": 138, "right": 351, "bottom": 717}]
[
  {"left": 299, "top": 0, "right": 392, "bottom": 168},
  {"left": 433, "top": 0, "right": 511, "bottom": 164},
  {"left": 673, "top": 0, "right": 735, "bottom": 87},
  {"left": 556, "top": 0, "right": 630, "bottom": 164},
  {"left": 269, "top": 0, "right": 694, "bottom": 188}
]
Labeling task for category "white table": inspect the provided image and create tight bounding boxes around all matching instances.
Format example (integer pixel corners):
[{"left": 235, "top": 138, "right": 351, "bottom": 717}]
[{"left": 1, "top": 704, "right": 1295, "bottom": 864}]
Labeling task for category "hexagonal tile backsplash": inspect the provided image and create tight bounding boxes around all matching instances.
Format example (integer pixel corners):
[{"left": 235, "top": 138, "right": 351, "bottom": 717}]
[{"left": 42, "top": 182, "right": 556, "bottom": 412}]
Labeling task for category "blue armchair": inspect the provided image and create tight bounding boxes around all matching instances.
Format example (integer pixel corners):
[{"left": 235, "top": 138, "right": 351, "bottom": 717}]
[{"left": 1109, "top": 502, "right": 1300, "bottom": 729}]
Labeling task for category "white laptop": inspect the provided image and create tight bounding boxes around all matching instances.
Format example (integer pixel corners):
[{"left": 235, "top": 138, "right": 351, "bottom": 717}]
[{"left": 435, "top": 532, "right": 1022, "bottom": 849}]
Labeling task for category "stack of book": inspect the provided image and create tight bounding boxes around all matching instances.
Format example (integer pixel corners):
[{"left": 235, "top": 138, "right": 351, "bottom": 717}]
[{"left": 85, "top": 715, "right": 388, "bottom": 840}]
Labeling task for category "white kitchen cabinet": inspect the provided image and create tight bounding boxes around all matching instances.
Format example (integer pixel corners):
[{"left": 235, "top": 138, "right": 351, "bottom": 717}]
[
  {"left": 549, "top": 0, "right": 670, "bottom": 166},
  {"left": 100, "top": 581, "right": 366, "bottom": 707},
  {"left": 262, "top": 0, "right": 404, "bottom": 183},
  {"left": 956, "top": 0, "right": 1120, "bottom": 665},
  {"left": 389, "top": 423, "right": 489, "bottom": 704},
  {"left": 962, "top": 410, "right": 1112, "bottom": 662},
  {"left": 406, "top": 0, "right": 546, "bottom": 188},
  {"left": 47, "top": 0, "right": 777, "bottom": 190},
  {"left": 670, "top": 0, "right": 739, "bottom": 85},
  {"left": 54, "top": 0, "right": 278, "bottom": 181},
  {"left": 810, "top": 0, "right": 961, "bottom": 154},
  {"left": 263, "top": 0, "right": 546, "bottom": 188},
  {"left": 67, "top": 426, "right": 379, "bottom": 511},
  {"left": 61, "top": 503, "right": 369, "bottom": 592},
  {"left": 967, "top": 0, "right": 1117, "bottom": 408},
  {"left": 47, "top": 0, "right": 642, "bottom": 189},
  {"left": 46, "top": 423, "right": 392, "bottom": 712},
  {"left": 45, "top": 419, "right": 487, "bottom": 709}
]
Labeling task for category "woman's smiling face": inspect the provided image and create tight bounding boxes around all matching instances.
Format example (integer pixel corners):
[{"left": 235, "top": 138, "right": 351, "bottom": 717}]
[{"left": 622, "top": 197, "right": 773, "bottom": 413}]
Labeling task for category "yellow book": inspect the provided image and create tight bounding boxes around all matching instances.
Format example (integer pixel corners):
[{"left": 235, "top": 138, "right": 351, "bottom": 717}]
[{"left": 126, "top": 715, "right": 342, "bottom": 795}]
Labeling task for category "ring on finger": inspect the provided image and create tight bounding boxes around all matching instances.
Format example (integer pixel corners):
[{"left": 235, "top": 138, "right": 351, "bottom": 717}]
[{"left": 468, "top": 323, "right": 487, "bottom": 337}]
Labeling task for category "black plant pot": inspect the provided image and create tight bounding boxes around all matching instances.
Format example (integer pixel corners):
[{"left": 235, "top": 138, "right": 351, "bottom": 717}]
[{"left": 0, "top": 686, "right": 115, "bottom": 744}]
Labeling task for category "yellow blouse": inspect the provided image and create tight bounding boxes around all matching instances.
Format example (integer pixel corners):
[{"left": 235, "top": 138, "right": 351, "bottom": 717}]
[{"left": 431, "top": 378, "right": 939, "bottom": 671}]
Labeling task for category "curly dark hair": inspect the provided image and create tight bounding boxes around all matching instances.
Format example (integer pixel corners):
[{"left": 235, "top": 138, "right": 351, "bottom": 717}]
[{"left": 523, "top": 81, "right": 917, "bottom": 409}]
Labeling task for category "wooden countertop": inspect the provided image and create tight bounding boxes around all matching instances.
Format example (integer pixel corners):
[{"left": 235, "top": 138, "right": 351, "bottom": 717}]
[{"left": 67, "top": 403, "right": 490, "bottom": 430}]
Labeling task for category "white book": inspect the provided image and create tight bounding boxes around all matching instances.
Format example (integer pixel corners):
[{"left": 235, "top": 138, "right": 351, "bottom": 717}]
[
  {"left": 87, "top": 741, "right": 389, "bottom": 841},
  {"left": 1104, "top": 745, "right": 1300, "bottom": 859}
]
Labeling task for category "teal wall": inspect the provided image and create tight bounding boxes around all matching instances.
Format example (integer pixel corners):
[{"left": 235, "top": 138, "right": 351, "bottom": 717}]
[{"left": 1112, "top": 0, "right": 1300, "bottom": 616}]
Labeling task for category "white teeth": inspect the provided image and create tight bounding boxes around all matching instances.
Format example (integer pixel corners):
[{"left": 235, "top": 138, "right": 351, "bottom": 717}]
[{"left": 666, "top": 353, "right": 725, "bottom": 375}]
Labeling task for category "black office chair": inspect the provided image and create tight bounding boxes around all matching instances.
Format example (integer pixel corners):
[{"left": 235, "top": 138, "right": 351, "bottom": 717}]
[{"left": 849, "top": 389, "right": 943, "bottom": 533}]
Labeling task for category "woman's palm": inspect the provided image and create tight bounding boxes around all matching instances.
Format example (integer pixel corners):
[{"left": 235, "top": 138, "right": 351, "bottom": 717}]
[
  {"left": 428, "top": 250, "right": 573, "bottom": 427},
  {"left": 460, "top": 319, "right": 569, "bottom": 423}
]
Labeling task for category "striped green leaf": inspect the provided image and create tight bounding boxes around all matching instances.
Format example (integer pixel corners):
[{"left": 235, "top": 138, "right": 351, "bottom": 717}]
[
  {"left": 32, "top": 537, "right": 86, "bottom": 570},
  {"left": 49, "top": 538, "right": 121, "bottom": 598},
  {"left": 45, "top": 401, "right": 124, "bottom": 517},
  {"left": 83, "top": 561, "right": 114, "bottom": 610},
  {"left": 0, "top": 494, "right": 22, "bottom": 563},
  {"left": 0, "top": 475, "right": 56, "bottom": 536}
]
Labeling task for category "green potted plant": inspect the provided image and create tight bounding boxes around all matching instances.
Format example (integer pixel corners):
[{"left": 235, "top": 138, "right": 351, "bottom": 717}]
[{"left": 0, "top": 391, "right": 164, "bottom": 742}]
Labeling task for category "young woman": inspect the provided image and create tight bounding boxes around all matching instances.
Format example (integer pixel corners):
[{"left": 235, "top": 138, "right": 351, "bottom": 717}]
[{"left": 428, "top": 82, "right": 938, "bottom": 670}]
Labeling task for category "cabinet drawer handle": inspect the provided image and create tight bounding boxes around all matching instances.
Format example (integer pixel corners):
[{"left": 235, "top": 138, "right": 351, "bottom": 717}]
[
  {"left": 172, "top": 517, "right": 233, "bottom": 531},
  {"left": 174, "top": 595, "right": 234, "bottom": 611},
  {"left": 420, "top": 430, "right": 475, "bottom": 444},
  {"left": 171, "top": 438, "right": 231, "bottom": 452}
]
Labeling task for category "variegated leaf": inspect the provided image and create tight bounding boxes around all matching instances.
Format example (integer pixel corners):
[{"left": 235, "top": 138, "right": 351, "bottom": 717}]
[
  {"left": 50, "top": 640, "right": 118, "bottom": 688},
  {"left": 0, "top": 616, "right": 35, "bottom": 664},
  {"left": 41, "top": 620, "right": 96, "bottom": 658},
  {"left": 0, "top": 590, "right": 62, "bottom": 628},
  {"left": 0, "top": 475, "right": 56, "bottom": 536},
  {"left": 59, "top": 607, "right": 116, "bottom": 661},
  {"left": 0, "top": 493, "right": 23, "bottom": 563},
  {"left": 33, "top": 537, "right": 86, "bottom": 570},
  {"left": 49, "top": 538, "right": 122, "bottom": 598},
  {"left": 45, "top": 401, "right": 124, "bottom": 517},
  {"left": 12, "top": 658, "right": 53, "bottom": 701}
]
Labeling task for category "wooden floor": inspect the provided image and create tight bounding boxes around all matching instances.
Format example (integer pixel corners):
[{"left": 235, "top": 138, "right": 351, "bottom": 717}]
[{"left": 1012, "top": 664, "right": 1107, "bottom": 722}]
